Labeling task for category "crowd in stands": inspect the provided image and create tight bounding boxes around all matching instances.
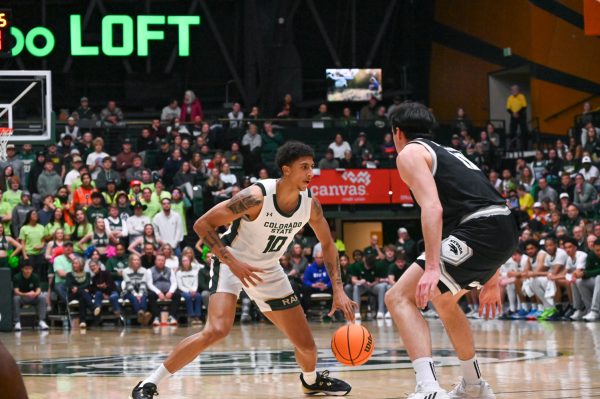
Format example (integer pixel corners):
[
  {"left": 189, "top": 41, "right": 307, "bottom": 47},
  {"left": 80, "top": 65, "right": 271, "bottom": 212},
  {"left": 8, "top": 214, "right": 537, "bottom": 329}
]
[{"left": 7, "top": 87, "right": 600, "bottom": 331}]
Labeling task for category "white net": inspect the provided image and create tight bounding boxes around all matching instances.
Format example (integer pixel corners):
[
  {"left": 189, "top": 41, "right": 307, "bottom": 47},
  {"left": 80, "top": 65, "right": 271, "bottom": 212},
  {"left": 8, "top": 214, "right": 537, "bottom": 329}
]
[{"left": 0, "top": 129, "right": 13, "bottom": 162}]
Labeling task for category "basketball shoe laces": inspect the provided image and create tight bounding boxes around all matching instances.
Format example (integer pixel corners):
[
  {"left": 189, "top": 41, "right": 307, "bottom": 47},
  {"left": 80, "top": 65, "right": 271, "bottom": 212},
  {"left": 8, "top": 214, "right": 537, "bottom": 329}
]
[
  {"left": 316, "top": 370, "right": 334, "bottom": 387},
  {"left": 140, "top": 383, "right": 159, "bottom": 398}
]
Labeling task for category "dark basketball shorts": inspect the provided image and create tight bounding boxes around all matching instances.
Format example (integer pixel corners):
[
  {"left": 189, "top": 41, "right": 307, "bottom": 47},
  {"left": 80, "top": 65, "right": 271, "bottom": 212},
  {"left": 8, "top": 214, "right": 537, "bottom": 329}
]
[{"left": 415, "top": 206, "right": 519, "bottom": 294}]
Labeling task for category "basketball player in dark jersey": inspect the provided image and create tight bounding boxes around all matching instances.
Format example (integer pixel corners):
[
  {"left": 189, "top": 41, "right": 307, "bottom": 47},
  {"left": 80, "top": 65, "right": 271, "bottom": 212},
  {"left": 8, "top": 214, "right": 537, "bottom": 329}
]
[{"left": 385, "top": 102, "right": 518, "bottom": 399}]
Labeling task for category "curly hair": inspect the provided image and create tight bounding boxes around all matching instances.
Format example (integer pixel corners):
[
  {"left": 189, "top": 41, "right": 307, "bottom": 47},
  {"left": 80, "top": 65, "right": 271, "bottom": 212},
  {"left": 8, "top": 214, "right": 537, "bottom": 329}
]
[{"left": 275, "top": 141, "right": 315, "bottom": 171}]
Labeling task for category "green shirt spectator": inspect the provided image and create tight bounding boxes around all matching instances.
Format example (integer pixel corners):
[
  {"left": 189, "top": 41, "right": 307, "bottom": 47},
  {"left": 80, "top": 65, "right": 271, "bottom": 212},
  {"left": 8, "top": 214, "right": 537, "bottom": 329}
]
[
  {"left": 171, "top": 192, "right": 191, "bottom": 236},
  {"left": 363, "top": 234, "right": 384, "bottom": 259},
  {"left": 44, "top": 221, "right": 73, "bottom": 241},
  {"left": 72, "top": 222, "right": 92, "bottom": 254},
  {"left": 19, "top": 223, "right": 45, "bottom": 256},
  {"left": 584, "top": 250, "right": 600, "bottom": 279},
  {"left": 13, "top": 270, "right": 40, "bottom": 293},
  {"left": 376, "top": 259, "right": 394, "bottom": 279},
  {"left": 107, "top": 255, "right": 128, "bottom": 280},
  {"left": 350, "top": 261, "right": 378, "bottom": 282},
  {"left": 53, "top": 253, "right": 73, "bottom": 284},
  {"left": 0, "top": 200, "right": 13, "bottom": 236},
  {"left": 387, "top": 252, "right": 408, "bottom": 284},
  {"left": 3, "top": 188, "right": 22, "bottom": 208},
  {"left": 86, "top": 204, "right": 108, "bottom": 223}
]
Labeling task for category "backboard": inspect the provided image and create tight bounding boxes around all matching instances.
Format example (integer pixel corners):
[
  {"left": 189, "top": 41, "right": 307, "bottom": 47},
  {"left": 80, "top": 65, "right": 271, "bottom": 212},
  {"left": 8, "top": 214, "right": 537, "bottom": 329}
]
[{"left": 0, "top": 70, "right": 52, "bottom": 142}]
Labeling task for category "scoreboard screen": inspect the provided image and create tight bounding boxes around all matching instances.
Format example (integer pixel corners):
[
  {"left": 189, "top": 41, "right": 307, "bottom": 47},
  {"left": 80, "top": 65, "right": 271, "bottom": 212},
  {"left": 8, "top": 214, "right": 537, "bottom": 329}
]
[{"left": 0, "top": 9, "right": 11, "bottom": 56}]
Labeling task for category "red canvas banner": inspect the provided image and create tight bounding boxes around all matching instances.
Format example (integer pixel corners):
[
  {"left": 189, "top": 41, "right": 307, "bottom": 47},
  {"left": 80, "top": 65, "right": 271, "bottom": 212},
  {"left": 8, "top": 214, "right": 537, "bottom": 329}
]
[
  {"left": 309, "top": 169, "right": 413, "bottom": 205},
  {"left": 584, "top": 0, "right": 600, "bottom": 36},
  {"left": 309, "top": 169, "right": 391, "bottom": 204}
]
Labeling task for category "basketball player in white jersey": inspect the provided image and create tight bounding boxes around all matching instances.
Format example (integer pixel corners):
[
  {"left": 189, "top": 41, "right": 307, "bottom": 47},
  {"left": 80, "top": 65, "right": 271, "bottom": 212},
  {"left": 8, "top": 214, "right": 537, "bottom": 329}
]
[{"left": 131, "top": 141, "right": 356, "bottom": 398}]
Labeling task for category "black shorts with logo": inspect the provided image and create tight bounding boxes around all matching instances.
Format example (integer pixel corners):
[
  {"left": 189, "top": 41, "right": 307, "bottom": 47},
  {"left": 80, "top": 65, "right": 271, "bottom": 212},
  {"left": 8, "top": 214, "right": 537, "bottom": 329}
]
[{"left": 415, "top": 210, "right": 519, "bottom": 294}]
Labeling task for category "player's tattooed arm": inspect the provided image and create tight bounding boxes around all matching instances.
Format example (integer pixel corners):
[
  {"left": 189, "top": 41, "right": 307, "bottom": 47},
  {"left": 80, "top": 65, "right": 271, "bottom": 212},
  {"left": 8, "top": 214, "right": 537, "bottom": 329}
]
[
  {"left": 193, "top": 185, "right": 264, "bottom": 265},
  {"left": 309, "top": 197, "right": 343, "bottom": 288},
  {"left": 226, "top": 187, "right": 262, "bottom": 215},
  {"left": 199, "top": 228, "right": 234, "bottom": 263},
  {"left": 325, "top": 256, "right": 344, "bottom": 287}
]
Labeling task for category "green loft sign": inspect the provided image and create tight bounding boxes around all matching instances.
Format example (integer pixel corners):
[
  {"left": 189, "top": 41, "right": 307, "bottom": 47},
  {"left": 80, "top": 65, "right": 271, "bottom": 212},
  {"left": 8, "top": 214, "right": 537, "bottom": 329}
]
[{"left": 10, "top": 14, "right": 200, "bottom": 57}]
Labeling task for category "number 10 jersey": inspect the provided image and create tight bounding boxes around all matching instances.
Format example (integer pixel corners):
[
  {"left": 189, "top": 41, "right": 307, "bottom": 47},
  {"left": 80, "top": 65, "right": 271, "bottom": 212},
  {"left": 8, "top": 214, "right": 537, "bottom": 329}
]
[{"left": 221, "top": 178, "right": 313, "bottom": 270}]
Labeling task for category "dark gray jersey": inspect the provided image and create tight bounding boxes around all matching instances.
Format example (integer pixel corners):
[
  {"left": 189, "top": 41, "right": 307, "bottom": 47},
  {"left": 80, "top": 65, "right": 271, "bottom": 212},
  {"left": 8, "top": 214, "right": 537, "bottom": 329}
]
[{"left": 407, "top": 138, "right": 506, "bottom": 236}]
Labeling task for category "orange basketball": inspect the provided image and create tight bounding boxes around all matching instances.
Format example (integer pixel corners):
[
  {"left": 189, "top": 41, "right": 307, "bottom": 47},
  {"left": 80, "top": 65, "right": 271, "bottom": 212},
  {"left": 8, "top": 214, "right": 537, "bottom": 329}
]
[{"left": 331, "top": 324, "right": 374, "bottom": 366}]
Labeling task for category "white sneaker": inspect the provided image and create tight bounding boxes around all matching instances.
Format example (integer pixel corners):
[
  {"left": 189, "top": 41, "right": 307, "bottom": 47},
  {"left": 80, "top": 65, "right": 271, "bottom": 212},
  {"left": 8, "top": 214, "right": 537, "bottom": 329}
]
[
  {"left": 79, "top": 322, "right": 87, "bottom": 329},
  {"left": 354, "top": 312, "right": 362, "bottom": 321},
  {"left": 448, "top": 378, "right": 496, "bottom": 398},
  {"left": 167, "top": 315, "right": 178, "bottom": 326},
  {"left": 384, "top": 311, "right": 392, "bottom": 319},
  {"left": 583, "top": 310, "right": 600, "bottom": 322},
  {"left": 93, "top": 307, "right": 101, "bottom": 316},
  {"left": 570, "top": 309, "right": 586, "bottom": 321},
  {"left": 38, "top": 320, "right": 49, "bottom": 330},
  {"left": 14, "top": 322, "right": 21, "bottom": 332},
  {"left": 152, "top": 317, "right": 160, "bottom": 327},
  {"left": 466, "top": 309, "right": 479, "bottom": 319},
  {"left": 407, "top": 382, "right": 450, "bottom": 399},
  {"left": 376, "top": 312, "right": 384, "bottom": 319}
]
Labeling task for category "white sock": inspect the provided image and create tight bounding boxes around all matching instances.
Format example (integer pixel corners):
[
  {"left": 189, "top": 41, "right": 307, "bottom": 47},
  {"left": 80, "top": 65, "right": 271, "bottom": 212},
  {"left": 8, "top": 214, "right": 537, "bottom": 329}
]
[
  {"left": 302, "top": 370, "right": 317, "bottom": 385},
  {"left": 412, "top": 357, "right": 439, "bottom": 387},
  {"left": 142, "top": 364, "right": 172, "bottom": 386},
  {"left": 459, "top": 356, "right": 482, "bottom": 385}
]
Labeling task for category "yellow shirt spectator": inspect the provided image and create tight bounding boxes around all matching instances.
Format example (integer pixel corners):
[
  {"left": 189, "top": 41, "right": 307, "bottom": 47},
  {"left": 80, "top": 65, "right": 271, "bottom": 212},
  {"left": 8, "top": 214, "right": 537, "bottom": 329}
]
[
  {"left": 506, "top": 93, "right": 527, "bottom": 113},
  {"left": 519, "top": 192, "right": 534, "bottom": 216}
]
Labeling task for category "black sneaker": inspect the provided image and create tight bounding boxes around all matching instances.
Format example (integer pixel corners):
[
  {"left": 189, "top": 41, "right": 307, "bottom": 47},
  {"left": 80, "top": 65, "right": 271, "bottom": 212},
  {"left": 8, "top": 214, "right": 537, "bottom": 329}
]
[
  {"left": 300, "top": 370, "right": 351, "bottom": 396},
  {"left": 130, "top": 381, "right": 159, "bottom": 399}
]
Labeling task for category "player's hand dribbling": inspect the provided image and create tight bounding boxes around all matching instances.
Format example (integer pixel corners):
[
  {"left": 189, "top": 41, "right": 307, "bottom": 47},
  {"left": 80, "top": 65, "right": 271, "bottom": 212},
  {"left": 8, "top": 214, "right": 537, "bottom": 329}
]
[
  {"left": 416, "top": 268, "right": 439, "bottom": 309},
  {"left": 329, "top": 289, "right": 358, "bottom": 322},
  {"left": 229, "top": 261, "right": 264, "bottom": 288}
]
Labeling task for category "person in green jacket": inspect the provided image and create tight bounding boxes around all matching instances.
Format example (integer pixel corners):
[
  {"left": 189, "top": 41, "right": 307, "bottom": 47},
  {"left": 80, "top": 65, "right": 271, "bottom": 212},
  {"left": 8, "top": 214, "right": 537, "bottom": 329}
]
[
  {"left": 106, "top": 242, "right": 129, "bottom": 282},
  {"left": 260, "top": 121, "right": 283, "bottom": 172}
]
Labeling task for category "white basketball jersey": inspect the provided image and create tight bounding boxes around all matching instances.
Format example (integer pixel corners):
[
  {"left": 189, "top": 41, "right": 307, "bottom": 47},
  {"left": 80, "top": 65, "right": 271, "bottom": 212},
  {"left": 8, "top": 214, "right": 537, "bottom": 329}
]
[{"left": 221, "top": 179, "right": 312, "bottom": 269}]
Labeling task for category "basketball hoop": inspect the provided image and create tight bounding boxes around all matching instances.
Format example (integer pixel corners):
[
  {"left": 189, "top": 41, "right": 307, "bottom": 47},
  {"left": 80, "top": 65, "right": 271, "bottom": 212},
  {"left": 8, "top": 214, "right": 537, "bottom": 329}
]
[{"left": 0, "top": 128, "right": 13, "bottom": 162}]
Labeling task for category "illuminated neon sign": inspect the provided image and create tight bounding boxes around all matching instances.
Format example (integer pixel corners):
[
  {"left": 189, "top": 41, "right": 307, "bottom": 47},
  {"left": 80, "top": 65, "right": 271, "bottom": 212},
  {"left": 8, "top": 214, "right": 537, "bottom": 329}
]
[{"left": 9, "top": 14, "right": 201, "bottom": 57}]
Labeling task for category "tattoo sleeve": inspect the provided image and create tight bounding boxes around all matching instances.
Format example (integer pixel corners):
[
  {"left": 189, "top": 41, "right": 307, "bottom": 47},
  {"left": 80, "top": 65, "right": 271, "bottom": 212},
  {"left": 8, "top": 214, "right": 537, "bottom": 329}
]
[
  {"left": 227, "top": 189, "right": 262, "bottom": 215},
  {"left": 324, "top": 255, "right": 344, "bottom": 287},
  {"left": 199, "top": 227, "right": 233, "bottom": 263}
]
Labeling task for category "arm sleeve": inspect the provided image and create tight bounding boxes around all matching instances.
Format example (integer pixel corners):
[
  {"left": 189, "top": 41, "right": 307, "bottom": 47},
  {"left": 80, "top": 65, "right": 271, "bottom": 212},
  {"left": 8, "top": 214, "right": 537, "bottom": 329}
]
[
  {"left": 168, "top": 270, "right": 177, "bottom": 293},
  {"left": 303, "top": 265, "right": 315, "bottom": 287},
  {"left": 198, "top": 270, "right": 210, "bottom": 291},
  {"left": 191, "top": 270, "right": 199, "bottom": 292},
  {"left": 576, "top": 253, "right": 588, "bottom": 269},
  {"left": 176, "top": 215, "right": 184, "bottom": 244},
  {"left": 122, "top": 269, "right": 133, "bottom": 293},
  {"left": 152, "top": 217, "right": 162, "bottom": 241},
  {"left": 120, "top": 220, "right": 128, "bottom": 236},
  {"left": 241, "top": 134, "right": 250, "bottom": 146},
  {"left": 176, "top": 272, "right": 188, "bottom": 293},
  {"left": 584, "top": 266, "right": 600, "bottom": 279}
]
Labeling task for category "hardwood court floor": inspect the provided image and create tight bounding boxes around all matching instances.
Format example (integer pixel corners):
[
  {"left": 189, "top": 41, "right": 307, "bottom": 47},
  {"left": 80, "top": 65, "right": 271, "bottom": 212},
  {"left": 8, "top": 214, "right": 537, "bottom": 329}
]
[{"left": 2, "top": 318, "right": 600, "bottom": 398}]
